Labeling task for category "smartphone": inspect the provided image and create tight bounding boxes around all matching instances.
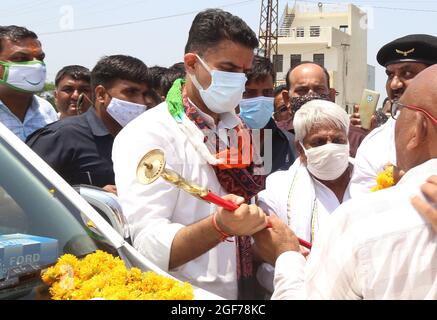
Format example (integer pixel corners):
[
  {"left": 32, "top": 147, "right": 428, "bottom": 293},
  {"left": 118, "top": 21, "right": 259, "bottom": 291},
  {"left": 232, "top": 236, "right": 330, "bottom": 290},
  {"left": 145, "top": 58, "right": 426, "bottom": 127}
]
[{"left": 359, "top": 89, "right": 380, "bottom": 130}]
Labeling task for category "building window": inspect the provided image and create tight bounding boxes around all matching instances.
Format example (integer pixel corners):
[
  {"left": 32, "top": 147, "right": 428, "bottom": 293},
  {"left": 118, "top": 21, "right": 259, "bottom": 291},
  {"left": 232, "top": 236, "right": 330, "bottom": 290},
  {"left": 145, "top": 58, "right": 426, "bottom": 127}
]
[
  {"left": 310, "top": 26, "right": 320, "bottom": 37},
  {"left": 313, "top": 54, "right": 325, "bottom": 67},
  {"left": 296, "top": 27, "right": 305, "bottom": 37},
  {"left": 290, "top": 54, "right": 302, "bottom": 69},
  {"left": 273, "top": 54, "right": 283, "bottom": 73},
  {"left": 339, "top": 25, "right": 348, "bottom": 33}
]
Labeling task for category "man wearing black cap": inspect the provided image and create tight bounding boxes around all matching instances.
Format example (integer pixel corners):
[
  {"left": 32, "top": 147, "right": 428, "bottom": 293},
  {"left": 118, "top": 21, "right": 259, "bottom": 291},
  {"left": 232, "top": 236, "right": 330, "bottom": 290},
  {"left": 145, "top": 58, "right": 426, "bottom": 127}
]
[
  {"left": 350, "top": 34, "right": 437, "bottom": 196},
  {"left": 378, "top": 34, "right": 437, "bottom": 102}
]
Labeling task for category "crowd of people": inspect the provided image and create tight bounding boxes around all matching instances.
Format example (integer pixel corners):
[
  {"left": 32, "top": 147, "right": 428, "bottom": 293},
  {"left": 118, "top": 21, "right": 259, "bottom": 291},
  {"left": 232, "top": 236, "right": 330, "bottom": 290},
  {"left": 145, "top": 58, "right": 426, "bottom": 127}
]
[{"left": 1, "top": 8, "right": 437, "bottom": 300}]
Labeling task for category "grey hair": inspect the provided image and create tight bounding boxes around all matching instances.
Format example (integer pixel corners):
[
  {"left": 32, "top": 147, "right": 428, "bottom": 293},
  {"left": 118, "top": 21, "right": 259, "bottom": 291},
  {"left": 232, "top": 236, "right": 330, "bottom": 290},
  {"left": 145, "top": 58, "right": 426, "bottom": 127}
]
[{"left": 293, "top": 99, "right": 350, "bottom": 142}]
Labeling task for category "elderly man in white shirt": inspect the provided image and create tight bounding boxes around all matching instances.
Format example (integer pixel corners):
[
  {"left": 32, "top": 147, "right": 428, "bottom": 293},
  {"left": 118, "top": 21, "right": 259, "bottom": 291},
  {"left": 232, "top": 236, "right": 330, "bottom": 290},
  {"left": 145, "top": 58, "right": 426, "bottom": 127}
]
[
  {"left": 253, "top": 64, "right": 437, "bottom": 300},
  {"left": 256, "top": 99, "right": 353, "bottom": 293},
  {"left": 112, "top": 9, "right": 268, "bottom": 300},
  {"left": 350, "top": 34, "right": 437, "bottom": 196}
]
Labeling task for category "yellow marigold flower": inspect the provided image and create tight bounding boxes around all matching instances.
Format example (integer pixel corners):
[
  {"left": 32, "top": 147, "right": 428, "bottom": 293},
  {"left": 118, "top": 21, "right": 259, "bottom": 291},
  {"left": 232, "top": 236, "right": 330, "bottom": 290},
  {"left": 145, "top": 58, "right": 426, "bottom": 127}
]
[
  {"left": 57, "top": 253, "right": 79, "bottom": 267},
  {"left": 371, "top": 165, "right": 395, "bottom": 192},
  {"left": 41, "top": 250, "right": 193, "bottom": 300}
]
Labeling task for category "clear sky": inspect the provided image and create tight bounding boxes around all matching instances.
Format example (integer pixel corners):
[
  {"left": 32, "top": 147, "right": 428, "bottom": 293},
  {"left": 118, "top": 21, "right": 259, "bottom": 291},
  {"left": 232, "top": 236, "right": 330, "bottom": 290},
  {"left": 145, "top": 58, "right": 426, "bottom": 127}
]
[{"left": 2, "top": 0, "right": 437, "bottom": 101}]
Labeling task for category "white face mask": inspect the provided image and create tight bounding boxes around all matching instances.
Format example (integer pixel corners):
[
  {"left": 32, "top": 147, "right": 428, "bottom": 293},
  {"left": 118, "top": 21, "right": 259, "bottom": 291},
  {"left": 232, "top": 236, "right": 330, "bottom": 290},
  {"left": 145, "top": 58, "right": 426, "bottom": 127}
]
[
  {"left": 189, "top": 54, "right": 247, "bottom": 114},
  {"left": 106, "top": 97, "right": 147, "bottom": 127},
  {"left": 300, "top": 142, "right": 350, "bottom": 181},
  {"left": 0, "top": 60, "right": 46, "bottom": 92}
]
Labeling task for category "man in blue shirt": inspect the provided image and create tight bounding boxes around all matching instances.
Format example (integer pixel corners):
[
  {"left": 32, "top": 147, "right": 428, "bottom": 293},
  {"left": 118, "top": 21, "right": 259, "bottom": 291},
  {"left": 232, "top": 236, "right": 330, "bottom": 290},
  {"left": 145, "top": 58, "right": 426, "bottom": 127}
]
[{"left": 0, "top": 25, "right": 57, "bottom": 141}]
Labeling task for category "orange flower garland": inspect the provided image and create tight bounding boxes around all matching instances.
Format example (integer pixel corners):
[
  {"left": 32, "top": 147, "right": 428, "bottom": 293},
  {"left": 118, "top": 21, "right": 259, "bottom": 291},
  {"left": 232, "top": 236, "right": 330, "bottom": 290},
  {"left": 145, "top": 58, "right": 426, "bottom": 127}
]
[
  {"left": 41, "top": 250, "right": 193, "bottom": 300},
  {"left": 371, "top": 165, "right": 395, "bottom": 192}
]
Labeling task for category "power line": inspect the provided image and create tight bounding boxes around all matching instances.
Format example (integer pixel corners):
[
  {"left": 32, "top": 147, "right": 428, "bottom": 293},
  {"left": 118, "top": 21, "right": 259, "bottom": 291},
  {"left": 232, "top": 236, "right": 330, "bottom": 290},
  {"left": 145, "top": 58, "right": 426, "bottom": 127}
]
[
  {"left": 364, "top": 5, "right": 437, "bottom": 13},
  {"left": 296, "top": 0, "right": 437, "bottom": 13},
  {"left": 39, "top": 0, "right": 256, "bottom": 36},
  {"left": 28, "top": 0, "right": 143, "bottom": 29}
]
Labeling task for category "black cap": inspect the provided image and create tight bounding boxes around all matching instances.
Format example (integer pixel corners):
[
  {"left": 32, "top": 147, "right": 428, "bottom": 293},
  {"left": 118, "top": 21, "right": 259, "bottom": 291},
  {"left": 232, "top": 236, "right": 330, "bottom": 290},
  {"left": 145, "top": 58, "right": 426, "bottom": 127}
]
[{"left": 377, "top": 34, "right": 437, "bottom": 67}]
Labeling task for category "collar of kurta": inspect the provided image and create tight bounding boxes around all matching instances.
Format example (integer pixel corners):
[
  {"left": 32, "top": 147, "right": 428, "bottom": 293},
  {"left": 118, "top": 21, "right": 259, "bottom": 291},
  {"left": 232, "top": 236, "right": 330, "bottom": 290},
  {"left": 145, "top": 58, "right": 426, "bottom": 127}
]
[
  {"left": 165, "top": 78, "right": 266, "bottom": 201},
  {"left": 397, "top": 159, "right": 437, "bottom": 186},
  {"left": 166, "top": 78, "right": 240, "bottom": 129},
  {"left": 166, "top": 78, "right": 254, "bottom": 170},
  {"left": 85, "top": 107, "right": 110, "bottom": 137}
]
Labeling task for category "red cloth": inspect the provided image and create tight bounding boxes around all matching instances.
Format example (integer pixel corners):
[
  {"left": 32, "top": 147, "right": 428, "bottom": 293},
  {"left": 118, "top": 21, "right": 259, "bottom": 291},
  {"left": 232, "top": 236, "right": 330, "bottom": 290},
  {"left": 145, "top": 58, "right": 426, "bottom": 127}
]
[{"left": 182, "top": 88, "right": 266, "bottom": 202}]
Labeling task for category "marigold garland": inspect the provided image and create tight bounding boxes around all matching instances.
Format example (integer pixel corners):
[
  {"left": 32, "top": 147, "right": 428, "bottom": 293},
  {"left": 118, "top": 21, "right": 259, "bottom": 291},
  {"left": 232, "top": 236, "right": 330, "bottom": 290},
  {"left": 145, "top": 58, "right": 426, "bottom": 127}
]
[
  {"left": 41, "top": 250, "right": 193, "bottom": 300},
  {"left": 371, "top": 165, "right": 395, "bottom": 192}
]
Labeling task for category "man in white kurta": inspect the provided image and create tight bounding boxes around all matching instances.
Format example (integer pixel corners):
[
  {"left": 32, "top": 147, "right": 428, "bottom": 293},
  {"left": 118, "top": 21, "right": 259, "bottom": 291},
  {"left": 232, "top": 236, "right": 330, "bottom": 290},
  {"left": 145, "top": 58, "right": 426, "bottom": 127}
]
[
  {"left": 112, "top": 102, "right": 239, "bottom": 299},
  {"left": 256, "top": 158, "right": 352, "bottom": 292},
  {"left": 112, "top": 9, "right": 268, "bottom": 300},
  {"left": 272, "top": 159, "right": 437, "bottom": 299},
  {"left": 255, "top": 100, "right": 353, "bottom": 293},
  {"left": 253, "top": 63, "right": 437, "bottom": 300},
  {"left": 258, "top": 159, "right": 352, "bottom": 243}
]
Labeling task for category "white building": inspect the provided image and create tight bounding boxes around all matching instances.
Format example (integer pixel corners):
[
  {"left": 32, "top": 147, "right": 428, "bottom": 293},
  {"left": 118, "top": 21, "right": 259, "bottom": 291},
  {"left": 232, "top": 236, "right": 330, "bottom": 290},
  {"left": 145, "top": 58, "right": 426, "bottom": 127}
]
[{"left": 274, "top": 2, "right": 375, "bottom": 110}]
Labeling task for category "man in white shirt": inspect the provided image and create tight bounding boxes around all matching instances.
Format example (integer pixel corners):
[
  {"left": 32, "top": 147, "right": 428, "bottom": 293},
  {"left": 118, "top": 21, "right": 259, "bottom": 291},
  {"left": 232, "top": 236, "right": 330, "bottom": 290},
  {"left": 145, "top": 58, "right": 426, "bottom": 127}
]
[
  {"left": 112, "top": 9, "right": 268, "bottom": 299},
  {"left": 256, "top": 100, "right": 353, "bottom": 293},
  {"left": 0, "top": 26, "right": 57, "bottom": 141},
  {"left": 253, "top": 64, "right": 437, "bottom": 299},
  {"left": 350, "top": 34, "right": 437, "bottom": 196}
]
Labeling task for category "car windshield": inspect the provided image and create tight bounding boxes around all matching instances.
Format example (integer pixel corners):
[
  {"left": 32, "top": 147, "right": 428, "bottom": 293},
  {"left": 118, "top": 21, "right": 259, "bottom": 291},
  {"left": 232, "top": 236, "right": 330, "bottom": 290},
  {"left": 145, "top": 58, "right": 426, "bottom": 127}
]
[{"left": 0, "top": 136, "right": 103, "bottom": 300}]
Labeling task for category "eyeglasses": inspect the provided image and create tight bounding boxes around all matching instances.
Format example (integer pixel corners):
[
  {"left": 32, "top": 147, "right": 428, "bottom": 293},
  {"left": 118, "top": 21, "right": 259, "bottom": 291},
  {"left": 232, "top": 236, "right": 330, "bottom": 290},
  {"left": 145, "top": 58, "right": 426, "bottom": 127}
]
[
  {"left": 76, "top": 93, "right": 93, "bottom": 115},
  {"left": 391, "top": 101, "right": 437, "bottom": 125}
]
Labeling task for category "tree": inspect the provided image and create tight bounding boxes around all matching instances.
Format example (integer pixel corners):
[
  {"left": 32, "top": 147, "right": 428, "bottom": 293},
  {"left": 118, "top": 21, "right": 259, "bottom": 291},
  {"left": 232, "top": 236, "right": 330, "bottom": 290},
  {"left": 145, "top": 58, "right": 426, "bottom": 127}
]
[{"left": 38, "top": 82, "right": 56, "bottom": 109}]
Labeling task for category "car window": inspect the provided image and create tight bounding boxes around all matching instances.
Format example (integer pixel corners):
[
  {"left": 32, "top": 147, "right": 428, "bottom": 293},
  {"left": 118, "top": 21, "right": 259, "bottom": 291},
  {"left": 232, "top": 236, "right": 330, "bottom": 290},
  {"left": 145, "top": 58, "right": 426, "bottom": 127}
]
[{"left": 0, "top": 138, "right": 112, "bottom": 300}]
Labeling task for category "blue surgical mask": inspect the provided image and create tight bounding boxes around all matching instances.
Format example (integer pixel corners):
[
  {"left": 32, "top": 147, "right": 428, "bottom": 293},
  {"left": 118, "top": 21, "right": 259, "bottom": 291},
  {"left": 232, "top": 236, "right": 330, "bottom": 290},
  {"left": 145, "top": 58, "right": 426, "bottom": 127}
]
[
  {"left": 189, "top": 54, "right": 247, "bottom": 114},
  {"left": 239, "top": 96, "right": 274, "bottom": 129}
]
